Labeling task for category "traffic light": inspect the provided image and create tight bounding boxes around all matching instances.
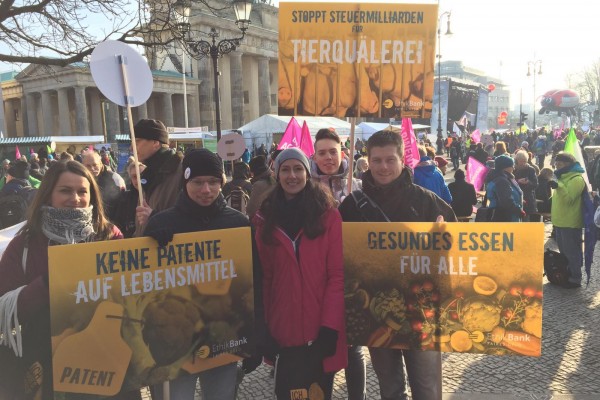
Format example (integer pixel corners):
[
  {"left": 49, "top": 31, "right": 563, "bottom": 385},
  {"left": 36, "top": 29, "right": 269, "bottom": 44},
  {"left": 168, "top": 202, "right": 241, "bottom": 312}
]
[{"left": 520, "top": 112, "right": 528, "bottom": 121}]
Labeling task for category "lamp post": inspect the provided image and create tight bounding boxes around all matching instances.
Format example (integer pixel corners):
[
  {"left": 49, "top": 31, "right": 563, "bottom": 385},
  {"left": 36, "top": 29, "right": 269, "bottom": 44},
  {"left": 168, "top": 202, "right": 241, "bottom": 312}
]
[
  {"left": 173, "top": 3, "right": 191, "bottom": 129},
  {"left": 436, "top": 10, "right": 452, "bottom": 155},
  {"left": 527, "top": 60, "right": 542, "bottom": 130},
  {"left": 174, "top": 0, "right": 252, "bottom": 141}
]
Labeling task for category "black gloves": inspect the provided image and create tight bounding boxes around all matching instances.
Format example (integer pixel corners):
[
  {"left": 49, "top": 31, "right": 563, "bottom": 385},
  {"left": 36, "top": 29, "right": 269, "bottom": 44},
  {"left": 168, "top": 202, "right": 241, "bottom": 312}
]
[
  {"left": 147, "top": 228, "right": 174, "bottom": 247},
  {"left": 311, "top": 326, "right": 338, "bottom": 359},
  {"left": 548, "top": 180, "right": 558, "bottom": 189},
  {"left": 242, "top": 354, "right": 263, "bottom": 374}
]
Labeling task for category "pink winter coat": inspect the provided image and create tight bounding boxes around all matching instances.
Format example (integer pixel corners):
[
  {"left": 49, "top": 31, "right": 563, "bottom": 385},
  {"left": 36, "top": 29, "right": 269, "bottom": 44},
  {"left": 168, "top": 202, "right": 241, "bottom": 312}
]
[{"left": 253, "top": 208, "right": 348, "bottom": 373}]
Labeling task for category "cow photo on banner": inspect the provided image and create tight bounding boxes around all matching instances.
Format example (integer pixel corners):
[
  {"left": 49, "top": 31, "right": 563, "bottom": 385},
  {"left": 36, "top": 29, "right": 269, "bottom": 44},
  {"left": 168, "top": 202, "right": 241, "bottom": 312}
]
[
  {"left": 343, "top": 222, "right": 544, "bottom": 357},
  {"left": 278, "top": 2, "right": 438, "bottom": 119},
  {"left": 48, "top": 229, "right": 254, "bottom": 397}
]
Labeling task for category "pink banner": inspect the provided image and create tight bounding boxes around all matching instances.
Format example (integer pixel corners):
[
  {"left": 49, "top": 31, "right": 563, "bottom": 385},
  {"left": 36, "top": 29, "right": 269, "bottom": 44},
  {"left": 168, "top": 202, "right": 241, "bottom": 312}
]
[
  {"left": 471, "top": 129, "right": 481, "bottom": 144},
  {"left": 299, "top": 121, "right": 315, "bottom": 157},
  {"left": 401, "top": 118, "right": 420, "bottom": 169},
  {"left": 277, "top": 117, "right": 301, "bottom": 150},
  {"left": 15, "top": 145, "right": 21, "bottom": 161},
  {"left": 466, "top": 157, "right": 489, "bottom": 191}
]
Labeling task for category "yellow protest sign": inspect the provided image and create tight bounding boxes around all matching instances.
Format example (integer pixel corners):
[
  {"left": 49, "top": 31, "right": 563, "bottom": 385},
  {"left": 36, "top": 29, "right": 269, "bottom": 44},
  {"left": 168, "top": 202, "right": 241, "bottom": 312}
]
[
  {"left": 49, "top": 228, "right": 254, "bottom": 396},
  {"left": 343, "top": 222, "right": 544, "bottom": 357},
  {"left": 278, "top": 2, "right": 437, "bottom": 119}
]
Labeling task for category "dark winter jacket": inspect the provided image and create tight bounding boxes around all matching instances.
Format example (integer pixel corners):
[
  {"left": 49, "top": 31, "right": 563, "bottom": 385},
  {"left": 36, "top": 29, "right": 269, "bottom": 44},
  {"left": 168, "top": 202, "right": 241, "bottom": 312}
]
[
  {"left": 110, "top": 187, "right": 140, "bottom": 238},
  {"left": 338, "top": 169, "right": 457, "bottom": 223},
  {"left": 514, "top": 163, "right": 538, "bottom": 215},
  {"left": 134, "top": 148, "right": 183, "bottom": 236},
  {"left": 485, "top": 169, "right": 523, "bottom": 222},
  {"left": 448, "top": 179, "right": 478, "bottom": 217},
  {"left": 144, "top": 191, "right": 249, "bottom": 236},
  {"left": 96, "top": 167, "right": 125, "bottom": 217}
]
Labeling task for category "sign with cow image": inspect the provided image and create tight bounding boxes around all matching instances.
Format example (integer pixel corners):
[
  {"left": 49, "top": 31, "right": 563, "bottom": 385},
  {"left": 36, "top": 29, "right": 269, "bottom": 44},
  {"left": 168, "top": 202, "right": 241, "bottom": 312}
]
[
  {"left": 278, "top": 2, "right": 438, "bottom": 119},
  {"left": 343, "top": 222, "right": 544, "bottom": 357}
]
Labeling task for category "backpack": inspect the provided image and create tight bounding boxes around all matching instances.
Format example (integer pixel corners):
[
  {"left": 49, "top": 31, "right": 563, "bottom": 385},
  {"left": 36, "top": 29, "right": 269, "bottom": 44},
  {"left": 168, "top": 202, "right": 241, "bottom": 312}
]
[
  {"left": 0, "top": 188, "right": 33, "bottom": 229},
  {"left": 543, "top": 249, "right": 570, "bottom": 286},
  {"left": 226, "top": 186, "right": 249, "bottom": 214}
]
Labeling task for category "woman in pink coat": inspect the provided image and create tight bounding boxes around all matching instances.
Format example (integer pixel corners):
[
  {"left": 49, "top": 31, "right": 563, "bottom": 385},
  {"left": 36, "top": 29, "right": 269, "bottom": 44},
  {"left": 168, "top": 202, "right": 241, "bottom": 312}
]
[{"left": 253, "top": 148, "right": 347, "bottom": 399}]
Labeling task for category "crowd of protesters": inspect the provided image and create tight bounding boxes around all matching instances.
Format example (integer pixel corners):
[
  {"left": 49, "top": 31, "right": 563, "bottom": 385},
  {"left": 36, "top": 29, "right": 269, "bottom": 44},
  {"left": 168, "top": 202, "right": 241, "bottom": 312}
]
[{"left": 0, "top": 118, "right": 596, "bottom": 399}]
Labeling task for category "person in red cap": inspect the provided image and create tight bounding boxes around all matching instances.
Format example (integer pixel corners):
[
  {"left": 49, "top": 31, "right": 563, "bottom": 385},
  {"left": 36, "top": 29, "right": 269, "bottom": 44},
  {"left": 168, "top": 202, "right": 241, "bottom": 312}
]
[{"left": 434, "top": 156, "right": 449, "bottom": 176}]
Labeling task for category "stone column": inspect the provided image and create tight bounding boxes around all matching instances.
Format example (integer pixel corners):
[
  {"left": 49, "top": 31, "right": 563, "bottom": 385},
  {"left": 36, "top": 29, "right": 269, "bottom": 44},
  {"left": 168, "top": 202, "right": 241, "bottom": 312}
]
[
  {"left": 41, "top": 90, "right": 54, "bottom": 136},
  {"left": 89, "top": 90, "right": 103, "bottom": 136},
  {"left": 57, "top": 88, "right": 72, "bottom": 136},
  {"left": 106, "top": 102, "right": 120, "bottom": 142},
  {"left": 188, "top": 94, "right": 199, "bottom": 127},
  {"left": 25, "top": 93, "right": 38, "bottom": 136},
  {"left": 162, "top": 92, "right": 174, "bottom": 127},
  {"left": 20, "top": 96, "right": 28, "bottom": 136},
  {"left": 258, "top": 57, "right": 271, "bottom": 117},
  {"left": 198, "top": 58, "right": 215, "bottom": 130},
  {"left": 74, "top": 86, "right": 89, "bottom": 135},
  {"left": 230, "top": 52, "right": 244, "bottom": 128},
  {"left": 136, "top": 102, "right": 148, "bottom": 121}
]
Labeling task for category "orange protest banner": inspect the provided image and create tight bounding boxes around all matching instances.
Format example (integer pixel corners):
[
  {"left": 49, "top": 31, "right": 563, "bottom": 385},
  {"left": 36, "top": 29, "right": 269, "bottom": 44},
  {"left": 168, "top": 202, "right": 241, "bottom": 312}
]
[
  {"left": 49, "top": 228, "right": 254, "bottom": 395},
  {"left": 343, "top": 222, "right": 544, "bottom": 357},
  {"left": 279, "top": 2, "right": 438, "bottom": 119}
]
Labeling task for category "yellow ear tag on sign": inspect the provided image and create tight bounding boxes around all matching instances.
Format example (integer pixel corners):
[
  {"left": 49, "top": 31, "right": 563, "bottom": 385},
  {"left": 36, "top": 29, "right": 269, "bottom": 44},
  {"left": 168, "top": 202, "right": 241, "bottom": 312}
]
[{"left": 52, "top": 301, "right": 133, "bottom": 396}]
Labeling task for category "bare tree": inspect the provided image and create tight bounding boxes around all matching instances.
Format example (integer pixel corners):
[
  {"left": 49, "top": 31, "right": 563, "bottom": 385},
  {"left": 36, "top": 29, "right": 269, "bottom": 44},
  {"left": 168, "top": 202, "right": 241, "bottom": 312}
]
[
  {"left": 570, "top": 59, "right": 600, "bottom": 105},
  {"left": 0, "top": 0, "right": 232, "bottom": 67}
]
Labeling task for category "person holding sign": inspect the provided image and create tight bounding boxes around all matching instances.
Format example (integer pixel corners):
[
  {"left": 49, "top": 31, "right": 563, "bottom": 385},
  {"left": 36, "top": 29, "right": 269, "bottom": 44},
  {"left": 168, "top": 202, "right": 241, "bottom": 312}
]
[
  {"left": 339, "top": 131, "right": 456, "bottom": 400},
  {"left": 132, "top": 119, "right": 183, "bottom": 237},
  {"left": 254, "top": 148, "right": 347, "bottom": 400},
  {"left": 0, "top": 161, "right": 123, "bottom": 399},
  {"left": 144, "top": 148, "right": 255, "bottom": 400}
]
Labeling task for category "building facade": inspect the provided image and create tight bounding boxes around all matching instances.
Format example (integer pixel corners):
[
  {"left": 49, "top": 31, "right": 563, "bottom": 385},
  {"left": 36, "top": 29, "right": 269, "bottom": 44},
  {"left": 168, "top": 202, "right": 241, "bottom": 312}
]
[{"left": 0, "top": 1, "right": 279, "bottom": 139}]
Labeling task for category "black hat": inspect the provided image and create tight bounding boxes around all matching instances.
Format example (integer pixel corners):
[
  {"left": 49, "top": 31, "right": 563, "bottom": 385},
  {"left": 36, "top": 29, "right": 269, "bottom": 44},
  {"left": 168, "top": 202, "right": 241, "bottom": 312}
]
[
  {"left": 134, "top": 119, "right": 169, "bottom": 144},
  {"left": 182, "top": 149, "right": 224, "bottom": 184},
  {"left": 249, "top": 155, "right": 268, "bottom": 176},
  {"left": 7, "top": 160, "right": 30, "bottom": 180}
]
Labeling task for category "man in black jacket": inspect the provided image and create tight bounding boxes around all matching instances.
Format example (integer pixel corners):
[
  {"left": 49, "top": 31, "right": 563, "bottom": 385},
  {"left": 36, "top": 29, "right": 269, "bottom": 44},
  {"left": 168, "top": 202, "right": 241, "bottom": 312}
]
[
  {"left": 82, "top": 150, "right": 125, "bottom": 216},
  {"left": 144, "top": 148, "right": 262, "bottom": 399},
  {"left": 339, "top": 131, "right": 456, "bottom": 400}
]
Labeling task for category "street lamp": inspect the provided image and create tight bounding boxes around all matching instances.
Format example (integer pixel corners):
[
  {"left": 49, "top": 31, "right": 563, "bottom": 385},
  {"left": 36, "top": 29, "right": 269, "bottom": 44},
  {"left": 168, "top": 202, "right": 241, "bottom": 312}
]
[
  {"left": 173, "top": 1, "right": 191, "bottom": 128},
  {"left": 436, "top": 10, "right": 452, "bottom": 155},
  {"left": 527, "top": 60, "right": 542, "bottom": 130},
  {"left": 174, "top": 0, "right": 252, "bottom": 141}
]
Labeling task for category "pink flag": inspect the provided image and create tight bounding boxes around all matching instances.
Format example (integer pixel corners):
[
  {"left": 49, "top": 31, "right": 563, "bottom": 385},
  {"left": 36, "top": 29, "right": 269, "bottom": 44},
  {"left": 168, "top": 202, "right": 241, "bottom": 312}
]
[
  {"left": 15, "top": 145, "right": 21, "bottom": 161},
  {"left": 401, "top": 118, "right": 420, "bottom": 169},
  {"left": 466, "top": 157, "right": 489, "bottom": 191},
  {"left": 278, "top": 117, "right": 301, "bottom": 150},
  {"left": 471, "top": 129, "right": 481, "bottom": 144},
  {"left": 29, "top": 148, "right": 34, "bottom": 155},
  {"left": 299, "top": 121, "right": 314, "bottom": 157}
]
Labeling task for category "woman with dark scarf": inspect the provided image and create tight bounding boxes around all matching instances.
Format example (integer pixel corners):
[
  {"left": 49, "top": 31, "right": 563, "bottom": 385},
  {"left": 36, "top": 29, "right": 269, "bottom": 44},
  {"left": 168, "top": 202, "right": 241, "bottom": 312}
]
[
  {"left": 0, "top": 161, "right": 122, "bottom": 399},
  {"left": 253, "top": 148, "right": 347, "bottom": 400}
]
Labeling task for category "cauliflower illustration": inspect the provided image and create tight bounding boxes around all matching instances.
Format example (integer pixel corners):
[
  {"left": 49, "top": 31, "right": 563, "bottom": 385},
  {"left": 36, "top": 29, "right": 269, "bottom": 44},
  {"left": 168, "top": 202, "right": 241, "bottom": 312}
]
[{"left": 460, "top": 296, "right": 501, "bottom": 332}]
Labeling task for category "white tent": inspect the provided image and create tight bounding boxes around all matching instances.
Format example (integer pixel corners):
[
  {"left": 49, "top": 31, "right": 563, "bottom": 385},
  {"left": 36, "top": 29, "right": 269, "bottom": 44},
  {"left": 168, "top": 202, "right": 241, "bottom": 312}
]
[
  {"left": 237, "top": 114, "right": 362, "bottom": 148},
  {"left": 357, "top": 122, "right": 431, "bottom": 140}
]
